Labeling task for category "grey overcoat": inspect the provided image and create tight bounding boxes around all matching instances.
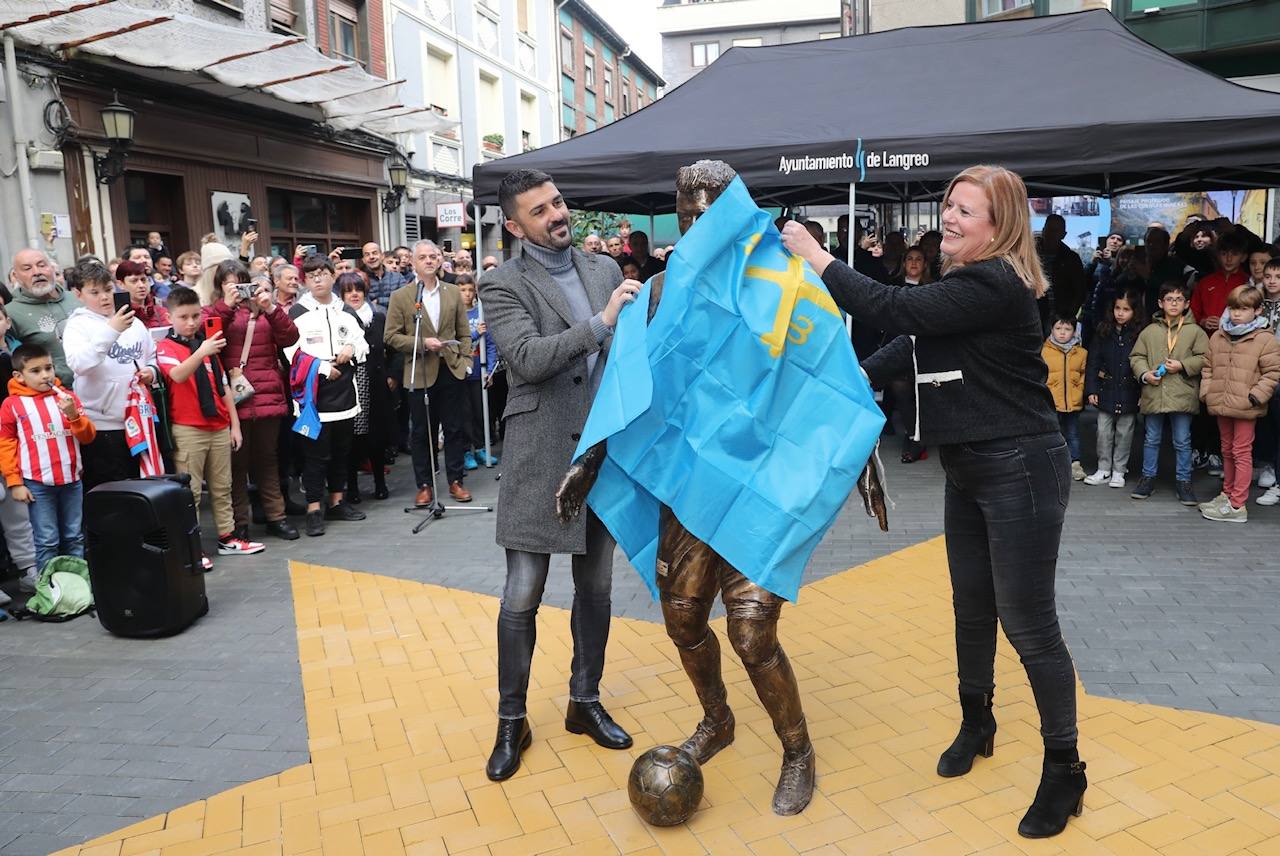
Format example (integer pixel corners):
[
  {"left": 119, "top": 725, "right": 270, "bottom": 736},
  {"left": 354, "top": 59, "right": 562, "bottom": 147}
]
[{"left": 479, "top": 247, "right": 622, "bottom": 554}]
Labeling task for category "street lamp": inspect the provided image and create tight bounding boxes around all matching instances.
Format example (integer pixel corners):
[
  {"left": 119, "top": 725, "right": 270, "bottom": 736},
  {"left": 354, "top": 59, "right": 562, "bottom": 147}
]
[
  {"left": 383, "top": 159, "right": 409, "bottom": 213},
  {"left": 93, "top": 91, "right": 135, "bottom": 185}
]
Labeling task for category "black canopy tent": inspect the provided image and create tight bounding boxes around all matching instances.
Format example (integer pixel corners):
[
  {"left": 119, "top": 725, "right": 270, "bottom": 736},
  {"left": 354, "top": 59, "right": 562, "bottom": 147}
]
[{"left": 471, "top": 9, "right": 1280, "bottom": 216}]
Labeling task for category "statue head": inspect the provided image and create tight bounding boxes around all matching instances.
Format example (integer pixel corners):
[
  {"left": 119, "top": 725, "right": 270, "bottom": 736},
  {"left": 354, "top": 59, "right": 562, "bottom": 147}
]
[{"left": 675, "top": 160, "right": 737, "bottom": 237}]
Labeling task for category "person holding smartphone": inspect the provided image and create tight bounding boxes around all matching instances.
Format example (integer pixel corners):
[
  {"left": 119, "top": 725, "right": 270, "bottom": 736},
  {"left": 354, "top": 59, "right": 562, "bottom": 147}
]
[{"left": 61, "top": 258, "right": 158, "bottom": 491}]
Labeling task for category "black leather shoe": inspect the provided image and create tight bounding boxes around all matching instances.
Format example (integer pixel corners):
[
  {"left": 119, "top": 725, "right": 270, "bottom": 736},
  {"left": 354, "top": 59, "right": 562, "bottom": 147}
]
[
  {"left": 565, "top": 700, "right": 632, "bottom": 749},
  {"left": 485, "top": 718, "right": 532, "bottom": 782},
  {"left": 266, "top": 519, "right": 300, "bottom": 541},
  {"left": 373, "top": 485, "right": 390, "bottom": 500}
]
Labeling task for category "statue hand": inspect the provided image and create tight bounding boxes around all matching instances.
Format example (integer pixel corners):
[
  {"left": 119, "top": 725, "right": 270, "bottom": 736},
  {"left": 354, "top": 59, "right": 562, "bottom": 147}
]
[{"left": 556, "top": 463, "right": 591, "bottom": 523}]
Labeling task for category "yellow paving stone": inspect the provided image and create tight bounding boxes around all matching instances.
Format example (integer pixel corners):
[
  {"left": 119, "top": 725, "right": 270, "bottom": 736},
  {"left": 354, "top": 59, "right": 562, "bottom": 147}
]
[
  {"left": 157, "top": 830, "right": 243, "bottom": 856},
  {"left": 53, "top": 547, "right": 1280, "bottom": 856}
]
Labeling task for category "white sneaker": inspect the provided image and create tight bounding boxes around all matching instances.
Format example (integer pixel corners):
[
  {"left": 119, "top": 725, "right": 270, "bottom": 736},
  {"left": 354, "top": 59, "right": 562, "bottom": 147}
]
[
  {"left": 1083, "top": 469, "right": 1110, "bottom": 485},
  {"left": 1257, "top": 485, "right": 1280, "bottom": 506},
  {"left": 1108, "top": 472, "right": 1126, "bottom": 489},
  {"left": 1257, "top": 464, "right": 1276, "bottom": 488},
  {"left": 217, "top": 536, "right": 266, "bottom": 556},
  {"left": 1207, "top": 454, "right": 1223, "bottom": 477},
  {"left": 18, "top": 567, "right": 37, "bottom": 593},
  {"left": 1071, "top": 461, "right": 1087, "bottom": 481}
]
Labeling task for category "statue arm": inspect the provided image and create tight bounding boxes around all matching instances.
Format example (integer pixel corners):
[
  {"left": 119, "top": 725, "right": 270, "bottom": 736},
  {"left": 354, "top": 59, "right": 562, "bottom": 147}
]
[{"left": 555, "top": 441, "right": 606, "bottom": 523}]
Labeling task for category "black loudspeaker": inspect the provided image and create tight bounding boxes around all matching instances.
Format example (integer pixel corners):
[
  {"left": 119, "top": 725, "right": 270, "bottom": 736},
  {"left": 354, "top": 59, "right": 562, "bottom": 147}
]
[{"left": 85, "top": 475, "right": 208, "bottom": 637}]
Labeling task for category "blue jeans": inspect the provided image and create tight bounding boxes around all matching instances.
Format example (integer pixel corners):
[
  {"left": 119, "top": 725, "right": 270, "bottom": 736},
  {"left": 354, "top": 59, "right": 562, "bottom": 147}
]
[
  {"left": 24, "top": 480, "right": 84, "bottom": 575},
  {"left": 1058, "top": 412, "right": 1081, "bottom": 461},
  {"left": 939, "top": 432, "right": 1078, "bottom": 749},
  {"left": 1142, "top": 412, "right": 1193, "bottom": 481}
]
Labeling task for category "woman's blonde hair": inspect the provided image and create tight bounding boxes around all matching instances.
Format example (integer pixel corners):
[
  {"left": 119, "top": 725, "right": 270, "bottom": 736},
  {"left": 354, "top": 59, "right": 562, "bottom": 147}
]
[{"left": 940, "top": 165, "right": 1048, "bottom": 297}]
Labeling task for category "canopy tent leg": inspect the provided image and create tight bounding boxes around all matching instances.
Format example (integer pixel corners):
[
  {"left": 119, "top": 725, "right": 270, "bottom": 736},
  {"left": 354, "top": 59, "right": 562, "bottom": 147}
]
[
  {"left": 846, "top": 182, "right": 855, "bottom": 338},
  {"left": 474, "top": 203, "right": 494, "bottom": 468}
]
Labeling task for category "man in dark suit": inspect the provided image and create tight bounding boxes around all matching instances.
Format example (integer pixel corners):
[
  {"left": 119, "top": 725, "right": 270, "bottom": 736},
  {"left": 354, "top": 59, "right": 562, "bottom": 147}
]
[{"left": 479, "top": 169, "right": 641, "bottom": 781}]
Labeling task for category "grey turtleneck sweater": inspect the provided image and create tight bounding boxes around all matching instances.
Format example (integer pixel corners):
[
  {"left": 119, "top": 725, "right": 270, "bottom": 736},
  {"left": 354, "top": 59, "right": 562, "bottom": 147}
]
[{"left": 521, "top": 240, "right": 611, "bottom": 381}]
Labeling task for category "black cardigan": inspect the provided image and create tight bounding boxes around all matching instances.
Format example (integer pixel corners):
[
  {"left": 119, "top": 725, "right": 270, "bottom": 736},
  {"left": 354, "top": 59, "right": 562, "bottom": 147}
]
[{"left": 822, "top": 257, "right": 1058, "bottom": 447}]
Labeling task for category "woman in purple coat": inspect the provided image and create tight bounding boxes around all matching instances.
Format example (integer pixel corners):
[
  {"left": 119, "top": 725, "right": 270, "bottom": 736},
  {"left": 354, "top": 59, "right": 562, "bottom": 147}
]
[{"left": 207, "top": 261, "right": 301, "bottom": 540}]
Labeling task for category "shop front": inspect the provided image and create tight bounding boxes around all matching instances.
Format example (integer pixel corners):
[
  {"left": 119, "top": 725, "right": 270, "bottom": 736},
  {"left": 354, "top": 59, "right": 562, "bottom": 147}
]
[{"left": 58, "top": 82, "right": 388, "bottom": 263}]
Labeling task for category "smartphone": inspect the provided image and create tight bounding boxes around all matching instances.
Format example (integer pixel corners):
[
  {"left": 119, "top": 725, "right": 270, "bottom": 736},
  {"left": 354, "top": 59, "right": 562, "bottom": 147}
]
[
  {"left": 113, "top": 291, "right": 132, "bottom": 313},
  {"left": 204, "top": 316, "right": 223, "bottom": 339},
  {"left": 340, "top": 247, "right": 362, "bottom": 261},
  {"left": 442, "top": 239, "right": 454, "bottom": 253},
  {"left": 300, "top": 244, "right": 318, "bottom": 257},
  {"left": 245, "top": 218, "right": 257, "bottom": 232},
  {"left": 1096, "top": 236, "right": 1109, "bottom": 250}
]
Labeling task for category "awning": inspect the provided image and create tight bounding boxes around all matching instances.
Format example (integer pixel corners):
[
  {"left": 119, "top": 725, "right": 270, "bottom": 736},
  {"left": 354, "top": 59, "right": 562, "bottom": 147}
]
[{"left": 1, "top": 0, "right": 457, "bottom": 137}]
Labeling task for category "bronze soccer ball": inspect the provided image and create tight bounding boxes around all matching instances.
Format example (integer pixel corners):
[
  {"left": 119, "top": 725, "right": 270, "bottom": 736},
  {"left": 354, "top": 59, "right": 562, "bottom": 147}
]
[{"left": 627, "top": 745, "right": 704, "bottom": 826}]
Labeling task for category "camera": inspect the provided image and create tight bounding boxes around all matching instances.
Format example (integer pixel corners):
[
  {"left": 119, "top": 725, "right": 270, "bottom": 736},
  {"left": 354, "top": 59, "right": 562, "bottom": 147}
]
[{"left": 236, "top": 283, "right": 252, "bottom": 300}]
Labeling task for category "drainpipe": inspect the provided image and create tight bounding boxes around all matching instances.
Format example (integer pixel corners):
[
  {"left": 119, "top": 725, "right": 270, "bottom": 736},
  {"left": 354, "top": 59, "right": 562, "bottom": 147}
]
[{"left": 3, "top": 35, "right": 40, "bottom": 249}]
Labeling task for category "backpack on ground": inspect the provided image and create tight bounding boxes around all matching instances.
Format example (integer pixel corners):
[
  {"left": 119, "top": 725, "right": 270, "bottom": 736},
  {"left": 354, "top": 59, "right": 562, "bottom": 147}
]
[{"left": 12, "top": 556, "right": 95, "bottom": 622}]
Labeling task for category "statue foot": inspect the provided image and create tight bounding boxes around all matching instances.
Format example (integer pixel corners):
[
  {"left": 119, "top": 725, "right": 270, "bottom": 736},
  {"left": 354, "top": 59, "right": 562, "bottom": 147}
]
[
  {"left": 771, "top": 743, "right": 816, "bottom": 816},
  {"left": 679, "top": 709, "right": 735, "bottom": 765}
]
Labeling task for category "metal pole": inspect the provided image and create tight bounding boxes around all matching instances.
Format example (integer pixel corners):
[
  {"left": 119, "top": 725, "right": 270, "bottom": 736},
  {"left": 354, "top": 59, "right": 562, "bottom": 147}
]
[
  {"left": 4, "top": 35, "right": 40, "bottom": 249},
  {"left": 473, "top": 203, "right": 494, "bottom": 467},
  {"left": 477, "top": 298, "right": 493, "bottom": 467},
  {"left": 846, "top": 182, "right": 855, "bottom": 338}
]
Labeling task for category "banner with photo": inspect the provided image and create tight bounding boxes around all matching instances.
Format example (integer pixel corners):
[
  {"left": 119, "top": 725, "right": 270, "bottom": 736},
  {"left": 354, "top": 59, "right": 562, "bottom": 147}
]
[
  {"left": 1029, "top": 195, "right": 1113, "bottom": 263},
  {"left": 1109, "top": 190, "right": 1269, "bottom": 243}
]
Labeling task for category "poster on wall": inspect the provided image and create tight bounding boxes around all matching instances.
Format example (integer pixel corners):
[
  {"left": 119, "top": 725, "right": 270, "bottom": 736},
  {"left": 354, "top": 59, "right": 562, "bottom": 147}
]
[
  {"left": 210, "top": 191, "right": 254, "bottom": 252},
  {"left": 1029, "top": 195, "right": 1113, "bottom": 263},
  {"left": 1109, "top": 190, "right": 1270, "bottom": 243}
]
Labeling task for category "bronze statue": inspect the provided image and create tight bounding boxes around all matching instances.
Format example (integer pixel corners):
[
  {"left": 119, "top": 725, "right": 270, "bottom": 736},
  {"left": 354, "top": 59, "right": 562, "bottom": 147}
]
[{"left": 557, "top": 160, "right": 887, "bottom": 816}]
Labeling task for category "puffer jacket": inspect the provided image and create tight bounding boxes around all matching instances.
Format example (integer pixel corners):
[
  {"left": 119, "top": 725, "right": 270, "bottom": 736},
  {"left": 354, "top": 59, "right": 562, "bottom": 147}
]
[
  {"left": 1130, "top": 309, "right": 1210, "bottom": 415},
  {"left": 1084, "top": 323, "right": 1141, "bottom": 415},
  {"left": 1042, "top": 338, "right": 1086, "bottom": 413},
  {"left": 1200, "top": 326, "right": 1280, "bottom": 419},
  {"left": 207, "top": 299, "right": 299, "bottom": 420}
]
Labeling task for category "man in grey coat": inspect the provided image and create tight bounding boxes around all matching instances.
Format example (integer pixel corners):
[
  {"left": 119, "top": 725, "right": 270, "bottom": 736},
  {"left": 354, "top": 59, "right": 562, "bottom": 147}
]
[{"left": 478, "top": 169, "right": 642, "bottom": 781}]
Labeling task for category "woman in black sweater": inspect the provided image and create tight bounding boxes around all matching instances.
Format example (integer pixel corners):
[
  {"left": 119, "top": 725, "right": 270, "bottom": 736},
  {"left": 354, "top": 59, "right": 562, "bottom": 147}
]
[{"left": 782, "top": 165, "right": 1084, "bottom": 840}]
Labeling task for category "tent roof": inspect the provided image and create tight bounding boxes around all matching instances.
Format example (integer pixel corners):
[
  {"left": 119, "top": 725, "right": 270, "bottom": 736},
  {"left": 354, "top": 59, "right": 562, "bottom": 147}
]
[{"left": 472, "top": 10, "right": 1280, "bottom": 213}]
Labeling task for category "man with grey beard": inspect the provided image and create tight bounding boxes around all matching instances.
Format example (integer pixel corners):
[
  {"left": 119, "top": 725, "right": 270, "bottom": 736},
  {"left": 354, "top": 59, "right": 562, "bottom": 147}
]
[{"left": 7, "top": 249, "right": 80, "bottom": 387}]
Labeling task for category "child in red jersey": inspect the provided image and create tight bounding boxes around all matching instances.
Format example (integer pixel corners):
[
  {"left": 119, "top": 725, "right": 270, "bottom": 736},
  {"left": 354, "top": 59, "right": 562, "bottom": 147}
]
[{"left": 0, "top": 344, "right": 96, "bottom": 575}]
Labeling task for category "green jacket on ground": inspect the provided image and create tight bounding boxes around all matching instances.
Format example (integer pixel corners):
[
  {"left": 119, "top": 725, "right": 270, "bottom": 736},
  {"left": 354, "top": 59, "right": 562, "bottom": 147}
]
[
  {"left": 1130, "top": 309, "right": 1209, "bottom": 415},
  {"left": 7, "top": 287, "right": 80, "bottom": 387}
]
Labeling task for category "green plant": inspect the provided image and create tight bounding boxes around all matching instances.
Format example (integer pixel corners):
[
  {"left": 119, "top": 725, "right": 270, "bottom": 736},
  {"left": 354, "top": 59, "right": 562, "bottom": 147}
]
[
  {"left": 571, "top": 210, "right": 625, "bottom": 245},
  {"left": 483, "top": 133, "right": 504, "bottom": 147}
]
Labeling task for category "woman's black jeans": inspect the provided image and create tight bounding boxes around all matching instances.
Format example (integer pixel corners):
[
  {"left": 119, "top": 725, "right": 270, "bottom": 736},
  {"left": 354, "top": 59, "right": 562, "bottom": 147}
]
[{"left": 939, "top": 431, "right": 1079, "bottom": 750}]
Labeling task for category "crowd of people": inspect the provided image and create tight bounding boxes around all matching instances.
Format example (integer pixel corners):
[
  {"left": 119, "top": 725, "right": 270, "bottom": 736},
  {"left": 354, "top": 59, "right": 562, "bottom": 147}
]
[
  {"left": 0, "top": 233, "right": 507, "bottom": 600},
  {"left": 854, "top": 211, "right": 1280, "bottom": 524}
]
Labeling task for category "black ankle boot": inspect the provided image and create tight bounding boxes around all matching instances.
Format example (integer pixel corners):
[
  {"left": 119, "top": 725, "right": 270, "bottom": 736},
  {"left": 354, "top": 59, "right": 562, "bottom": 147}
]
[
  {"left": 1018, "top": 751, "right": 1087, "bottom": 839},
  {"left": 936, "top": 691, "right": 996, "bottom": 777}
]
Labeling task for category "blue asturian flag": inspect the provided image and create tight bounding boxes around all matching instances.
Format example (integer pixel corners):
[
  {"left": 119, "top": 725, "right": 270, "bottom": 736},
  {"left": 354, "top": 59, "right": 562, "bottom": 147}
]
[{"left": 574, "top": 177, "right": 884, "bottom": 602}]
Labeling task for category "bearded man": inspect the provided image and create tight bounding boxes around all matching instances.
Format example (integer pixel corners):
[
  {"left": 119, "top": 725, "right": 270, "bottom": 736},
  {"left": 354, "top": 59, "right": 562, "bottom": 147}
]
[{"left": 8, "top": 249, "right": 80, "bottom": 387}]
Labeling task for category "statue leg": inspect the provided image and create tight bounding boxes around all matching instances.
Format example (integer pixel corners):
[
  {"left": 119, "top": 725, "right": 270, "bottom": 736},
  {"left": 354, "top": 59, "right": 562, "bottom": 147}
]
[
  {"left": 722, "top": 571, "right": 815, "bottom": 816},
  {"left": 657, "top": 508, "right": 735, "bottom": 765}
]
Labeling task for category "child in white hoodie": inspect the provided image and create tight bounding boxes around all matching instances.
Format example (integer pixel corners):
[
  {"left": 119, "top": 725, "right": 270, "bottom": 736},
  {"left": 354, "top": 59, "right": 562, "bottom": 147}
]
[{"left": 61, "top": 258, "right": 158, "bottom": 491}]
